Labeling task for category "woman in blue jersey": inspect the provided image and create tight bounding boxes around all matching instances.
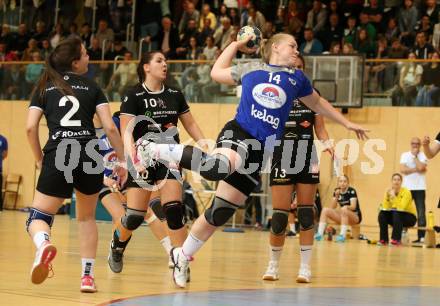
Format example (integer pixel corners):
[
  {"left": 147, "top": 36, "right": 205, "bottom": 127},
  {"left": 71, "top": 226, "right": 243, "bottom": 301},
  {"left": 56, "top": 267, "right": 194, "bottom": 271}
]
[{"left": 135, "top": 33, "right": 369, "bottom": 287}]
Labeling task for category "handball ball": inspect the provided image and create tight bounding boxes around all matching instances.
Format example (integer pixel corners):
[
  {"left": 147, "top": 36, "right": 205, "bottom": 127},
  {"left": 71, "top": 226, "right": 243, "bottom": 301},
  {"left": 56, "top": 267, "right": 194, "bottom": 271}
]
[{"left": 237, "top": 26, "right": 262, "bottom": 48}]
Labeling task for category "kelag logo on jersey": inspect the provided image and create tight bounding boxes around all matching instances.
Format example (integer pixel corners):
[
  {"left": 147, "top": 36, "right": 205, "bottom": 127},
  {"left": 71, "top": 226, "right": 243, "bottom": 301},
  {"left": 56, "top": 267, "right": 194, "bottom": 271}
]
[{"left": 252, "top": 83, "right": 287, "bottom": 109}]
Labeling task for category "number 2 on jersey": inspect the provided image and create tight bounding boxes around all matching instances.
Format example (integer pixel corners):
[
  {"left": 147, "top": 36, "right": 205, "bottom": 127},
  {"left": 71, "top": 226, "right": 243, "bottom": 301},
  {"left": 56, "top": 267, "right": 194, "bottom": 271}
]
[
  {"left": 268, "top": 72, "right": 281, "bottom": 84},
  {"left": 59, "top": 95, "right": 81, "bottom": 127}
]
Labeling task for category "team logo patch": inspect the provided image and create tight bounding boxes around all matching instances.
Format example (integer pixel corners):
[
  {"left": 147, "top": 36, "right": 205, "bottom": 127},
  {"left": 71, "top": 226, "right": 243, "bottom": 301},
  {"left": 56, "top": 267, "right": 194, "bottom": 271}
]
[
  {"left": 252, "top": 83, "right": 287, "bottom": 109},
  {"left": 123, "top": 96, "right": 128, "bottom": 102},
  {"left": 63, "top": 75, "right": 69, "bottom": 80},
  {"left": 288, "top": 78, "right": 297, "bottom": 86},
  {"left": 300, "top": 121, "right": 311, "bottom": 128},
  {"left": 103, "top": 151, "right": 118, "bottom": 170}
]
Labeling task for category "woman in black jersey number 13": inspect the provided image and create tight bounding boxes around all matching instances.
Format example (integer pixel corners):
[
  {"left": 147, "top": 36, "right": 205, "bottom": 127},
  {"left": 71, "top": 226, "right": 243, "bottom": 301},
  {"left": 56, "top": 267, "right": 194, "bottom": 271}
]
[
  {"left": 26, "top": 38, "right": 127, "bottom": 292},
  {"left": 108, "top": 51, "right": 206, "bottom": 286}
]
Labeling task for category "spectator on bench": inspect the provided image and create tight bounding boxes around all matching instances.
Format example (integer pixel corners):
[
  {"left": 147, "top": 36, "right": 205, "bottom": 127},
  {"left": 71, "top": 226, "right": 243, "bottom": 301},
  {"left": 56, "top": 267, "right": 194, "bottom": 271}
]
[{"left": 378, "top": 173, "right": 417, "bottom": 246}]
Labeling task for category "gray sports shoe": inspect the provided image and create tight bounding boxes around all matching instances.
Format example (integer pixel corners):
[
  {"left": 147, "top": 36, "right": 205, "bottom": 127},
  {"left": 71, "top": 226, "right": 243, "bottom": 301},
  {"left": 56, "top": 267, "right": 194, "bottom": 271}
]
[{"left": 108, "top": 240, "right": 125, "bottom": 273}]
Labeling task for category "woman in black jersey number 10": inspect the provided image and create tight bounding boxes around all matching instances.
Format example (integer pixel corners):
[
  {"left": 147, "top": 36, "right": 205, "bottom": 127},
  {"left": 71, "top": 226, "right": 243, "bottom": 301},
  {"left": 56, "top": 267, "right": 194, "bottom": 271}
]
[
  {"left": 263, "top": 54, "right": 334, "bottom": 284},
  {"left": 107, "top": 51, "right": 206, "bottom": 286},
  {"left": 26, "top": 38, "right": 127, "bottom": 293}
]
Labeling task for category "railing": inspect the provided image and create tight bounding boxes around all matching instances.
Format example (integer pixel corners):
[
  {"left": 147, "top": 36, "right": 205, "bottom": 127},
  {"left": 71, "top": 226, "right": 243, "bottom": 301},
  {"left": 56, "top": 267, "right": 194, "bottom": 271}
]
[{"left": 0, "top": 58, "right": 439, "bottom": 107}]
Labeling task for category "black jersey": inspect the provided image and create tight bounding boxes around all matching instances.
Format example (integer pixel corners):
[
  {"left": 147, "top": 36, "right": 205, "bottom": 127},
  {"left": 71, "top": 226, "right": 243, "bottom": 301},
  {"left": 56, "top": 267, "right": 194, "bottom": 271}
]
[
  {"left": 120, "top": 83, "right": 189, "bottom": 143},
  {"left": 283, "top": 99, "right": 317, "bottom": 141},
  {"left": 29, "top": 72, "right": 108, "bottom": 153},
  {"left": 334, "top": 187, "right": 361, "bottom": 215}
]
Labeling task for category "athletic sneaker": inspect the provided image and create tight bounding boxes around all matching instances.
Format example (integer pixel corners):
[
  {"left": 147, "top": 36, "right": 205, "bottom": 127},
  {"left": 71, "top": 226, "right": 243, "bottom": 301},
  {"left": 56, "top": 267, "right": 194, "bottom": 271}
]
[
  {"left": 262, "top": 261, "right": 279, "bottom": 281},
  {"left": 286, "top": 230, "right": 297, "bottom": 237},
  {"left": 296, "top": 264, "right": 312, "bottom": 283},
  {"left": 80, "top": 275, "right": 97, "bottom": 293},
  {"left": 335, "top": 234, "right": 346, "bottom": 243},
  {"left": 108, "top": 241, "right": 125, "bottom": 273},
  {"left": 377, "top": 240, "right": 388, "bottom": 246},
  {"left": 31, "top": 241, "right": 57, "bottom": 284},
  {"left": 390, "top": 239, "right": 401, "bottom": 246},
  {"left": 314, "top": 233, "right": 323, "bottom": 241},
  {"left": 171, "top": 247, "right": 190, "bottom": 288},
  {"left": 136, "top": 139, "right": 158, "bottom": 168}
]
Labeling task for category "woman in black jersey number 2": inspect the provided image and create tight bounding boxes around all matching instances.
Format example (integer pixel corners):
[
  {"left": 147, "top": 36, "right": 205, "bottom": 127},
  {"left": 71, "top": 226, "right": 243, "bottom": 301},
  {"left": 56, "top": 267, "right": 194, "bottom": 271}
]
[
  {"left": 26, "top": 38, "right": 127, "bottom": 292},
  {"left": 263, "top": 55, "right": 334, "bottom": 284},
  {"left": 107, "top": 51, "right": 206, "bottom": 285}
]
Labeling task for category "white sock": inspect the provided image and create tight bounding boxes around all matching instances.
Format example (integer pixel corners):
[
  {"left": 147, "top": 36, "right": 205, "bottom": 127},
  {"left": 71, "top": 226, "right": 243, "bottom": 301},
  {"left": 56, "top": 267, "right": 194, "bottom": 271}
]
[
  {"left": 160, "top": 236, "right": 173, "bottom": 254},
  {"left": 289, "top": 223, "right": 296, "bottom": 233},
  {"left": 33, "top": 231, "right": 50, "bottom": 249},
  {"left": 340, "top": 225, "right": 348, "bottom": 236},
  {"left": 317, "top": 222, "right": 326, "bottom": 236},
  {"left": 181, "top": 232, "right": 205, "bottom": 259},
  {"left": 269, "top": 245, "right": 283, "bottom": 262},
  {"left": 300, "top": 245, "right": 313, "bottom": 266},
  {"left": 157, "top": 144, "right": 184, "bottom": 163},
  {"left": 81, "top": 258, "right": 95, "bottom": 278}
]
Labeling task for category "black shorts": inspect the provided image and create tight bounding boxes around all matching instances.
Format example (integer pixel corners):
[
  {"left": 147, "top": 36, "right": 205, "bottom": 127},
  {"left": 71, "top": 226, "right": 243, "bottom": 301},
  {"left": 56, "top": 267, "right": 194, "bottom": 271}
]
[
  {"left": 270, "top": 140, "right": 320, "bottom": 186},
  {"left": 36, "top": 145, "right": 103, "bottom": 199},
  {"left": 216, "top": 120, "right": 265, "bottom": 196},
  {"left": 125, "top": 158, "right": 182, "bottom": 189}
]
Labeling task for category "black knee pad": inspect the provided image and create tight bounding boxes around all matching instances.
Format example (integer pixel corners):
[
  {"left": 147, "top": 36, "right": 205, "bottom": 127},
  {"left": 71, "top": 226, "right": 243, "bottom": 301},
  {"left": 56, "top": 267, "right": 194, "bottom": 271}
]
[
  {"left": 121, "top": 208, "right": 146, "bottom": 230},
  {"left": 204, "top": 196, "right": 238, "bottom": 226},
  {"left": 297, "top": 205, "right": 315, "bottom": 231},
  {"left": 270, "top": 209, "right": 289, "bottom": 235},
  {"left": 26, "top": 208, "right": 55, "bottom": 232},
  {"left": 149, "top": 197, "right": 166, "bottom": 221},
  {"left": 200, "top": 153, "right": 231, "bottom": 181},
  {"left": 163, "top": 201, "right": 186, "bottom": 230}
]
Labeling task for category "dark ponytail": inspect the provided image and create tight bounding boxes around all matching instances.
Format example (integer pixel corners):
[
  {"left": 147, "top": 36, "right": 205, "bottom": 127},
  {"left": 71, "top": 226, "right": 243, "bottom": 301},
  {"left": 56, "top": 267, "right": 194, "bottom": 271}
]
[
  {"left": 137, "top": 51, "right": 163, "bottom": 83},
  {"left": 34, "top": 37, "right": 83, "bottom": 102}
]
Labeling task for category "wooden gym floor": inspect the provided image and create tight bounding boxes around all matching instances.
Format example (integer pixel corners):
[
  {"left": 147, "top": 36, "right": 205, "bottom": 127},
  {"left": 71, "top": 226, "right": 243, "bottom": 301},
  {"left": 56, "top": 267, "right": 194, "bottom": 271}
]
[{"left": 0, "top": 210, "right": 439, "bottom": 306}]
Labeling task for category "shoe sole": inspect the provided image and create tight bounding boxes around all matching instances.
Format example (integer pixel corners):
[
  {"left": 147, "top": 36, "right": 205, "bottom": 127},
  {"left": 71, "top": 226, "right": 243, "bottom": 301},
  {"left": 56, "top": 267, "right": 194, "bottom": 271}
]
[
  {"left": 296, "top": 276, "right": 311, "bottom": 283},
  {"left": 31, "top": 245, "right": 57, "bottom": 284},
  {"left": 262, "top": 275, "right": 279, "bottom": 281},
  {"left": 80, "top": 286, "right": 97, "bottom": 293}
]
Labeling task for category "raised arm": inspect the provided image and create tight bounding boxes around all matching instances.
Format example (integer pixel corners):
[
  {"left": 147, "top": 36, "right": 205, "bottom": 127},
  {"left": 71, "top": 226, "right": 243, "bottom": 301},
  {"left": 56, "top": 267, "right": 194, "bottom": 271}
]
[{"left": 301, "top": 91, "right": 369, "bottom": 140}]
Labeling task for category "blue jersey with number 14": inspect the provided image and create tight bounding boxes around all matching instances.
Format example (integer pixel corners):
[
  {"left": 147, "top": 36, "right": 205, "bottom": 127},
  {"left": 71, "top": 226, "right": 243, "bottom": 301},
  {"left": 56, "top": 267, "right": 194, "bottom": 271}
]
[{"left": 231, "top": 62, "right": 313, "bottom": 143}]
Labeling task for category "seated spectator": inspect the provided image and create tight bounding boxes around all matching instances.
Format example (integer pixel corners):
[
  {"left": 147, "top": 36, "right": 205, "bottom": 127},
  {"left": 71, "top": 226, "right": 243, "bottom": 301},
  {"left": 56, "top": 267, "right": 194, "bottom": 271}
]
[
  {"left": 88, "top": 37, "right": 103, "bottom": 60},
  {"left": 198, "top": 3, "right": 217, "bottom": 31},
  {"left": 229, "top": 8, "right": 240, "bottom": 27},
  {"left": 32, "top": 21, "right": 48, "bottom": 45},
  {"left": 414, "top": 15, "right": 433, "bottom": 39},
  {"left": 217, "top": 4, "right": 229, "bottom": 29},
  {"left": 314, "top": 175, "right": 362, "bottom": 243},
  {"left": 262, "top": 21, "right": 276, "bottom": 39},
  {"left": 80, "top": 23, "right": 92, "bottom": 48},
  {"left": 49, "top": 23, "right": 66, "bottom": 49},
  {"left": 388, "top": 38, "right": 409, "bottom": 58},
  {"left": 299, "top": 28, "right": 323, "bottom": 55},
  {"left": 412, "top": 31, "right": 434, "bottom": 59},
  {"left": 306, "top": 0, "right": 327, "bottom": 34},
  {"left": 4, "top": 62, "right": 26, "bottom": 100},
  {"left": 199, "top": 18, "right": 215, "bottom": 48},
  {"left": 179, "top": 18, "right": 199, "bottom": 49},
  {"left": 391, "top": 52, "right": 423, "bottom": 106},
  {"left": 40, "top": 39, "right": 52, "bottom": 60},
  {"left": 67, "top": 22, "right": 80, "bottom": 40},
  {"left": 178, "top": 1, "right": 200, "bottom": 35},
  {"left": 353, "top": 28, "right": 376, "bottom": 58},
  {"left": 343, "top": 16, "right": 357, "bottom": 45},
  {"left": 368, "top": 36, "right": 389, "bottom": 92},
  {"left": 25, "top": 51, "right": 44, "bottom": 95},
  {"left": 95, "top": 19, "right": 115, "bottom": 50},
  {"left": 203, "top": 36, "right": 218, "bottom": 60},
  {"left": 156, "top": 16, "right": 180, "bottom": 59},
  {"left": 21, "top": 38, "right": 40, "bottom": 61},
  {"left": 214, "top": 16, "right": 234, "bottom": 51},
  {"left": 364, "top": 0, "right": 384, "bottom": 31},
  {"left": 0, "top": 24, "right": 14, "bottom": 51},
  {"left": 105, "top": 40, "right": 128, "bottom": 60},
  {"left": 358, "top": 10, "right": 377, "bottom": 42},
  {"left": 286, "top": 2, "right": 305, "bottom": 40},
  {"left": 385, "top": 17, "right": 400, "bottom": 43},
  {"left": 342, "top": 42, "right": 356, "bottom": 54},
  {"left": 246, "top": 6, "right": 266, "bottom": 30},
  {"left": 421, "top": 0, "right": 440, "bottom": 25},
  {"left": 378, "top": 173, "right": 417, "bottom": 246},
  {"left": 318, "top": 13, "right": 343, "bottom": 51},
  {"left": 328, "top": 41, "right": 341, "bottom": 54},
  {"left": 184, "top": 36, "right": 202, "bottom": 61},
  {"left": 398, "top": 0, "right": 418, "bottom": 47},
  {"left": 11, "top": 24, "right": 30, "bottom": 55},
  {"left": 274, "top": 7, "right": 286, "bottom": 33},
  {"left": 105, "top": 51, "right": 137, "bottom": 101},
  {"left": 416, "top": 51, "right": 440, "bottom": 106}
]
